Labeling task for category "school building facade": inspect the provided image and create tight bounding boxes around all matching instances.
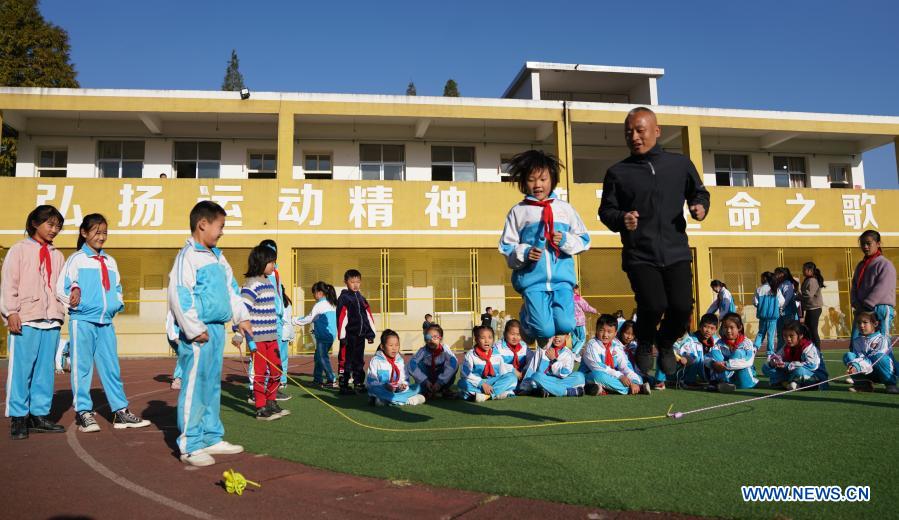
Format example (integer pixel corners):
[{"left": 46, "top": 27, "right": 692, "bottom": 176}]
[{"left": 1, "top": 62, "right": 899, "bottom": 356}]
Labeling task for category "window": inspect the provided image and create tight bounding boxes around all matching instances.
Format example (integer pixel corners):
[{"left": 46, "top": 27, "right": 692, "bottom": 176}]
[
  {"left": 431, "top": 146, "right": 476, "bottom": 182},
  {"left": 714, "top": 154, "right": 750, "bottom": 187},
  {"left": 499, "top": 154, "right": 514, "bottom": 182},
  {"left": 359, "top": 144, "right": 404, "bottom": 180},
  {"left": 773, "top": 156, "right": 807, "bottom": 188},
  {"left": 829, "top": 163, "right": 851, "bottom": 188},
  {"left": 38, "top": 149, "right": 67, "bottom": 177},
  {"left": 248, "top": 151, "right": 276, "bottom": 179},
  {"left": 303, "top": 153, "right": 333, "bottom": 179},
  {"left": 173, "top": 141, "right": 221, "bottom": 178},
  {"left": 98, "top": 141, "right": 144, "bottom": 178}
]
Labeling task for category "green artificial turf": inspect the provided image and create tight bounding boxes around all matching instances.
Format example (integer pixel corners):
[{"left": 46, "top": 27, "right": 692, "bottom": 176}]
[{"left": 221, "top": 353, "right": 898, "bottom": 519}]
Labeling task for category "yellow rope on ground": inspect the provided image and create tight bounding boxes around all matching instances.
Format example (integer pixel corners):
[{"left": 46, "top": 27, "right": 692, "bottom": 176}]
[
  {"left": 248, "top": 349, "right": 673, "bottom": 433},
  {"left": 222, "top": 468, "right": 261, "bottom": 495}
]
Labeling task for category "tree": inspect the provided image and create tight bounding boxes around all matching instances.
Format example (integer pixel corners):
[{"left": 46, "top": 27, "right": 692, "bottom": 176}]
[
  {"left": 0, "top": 0, "right": 80, "bottom": 175},
  {"left": 406, "top": 81, "right": 417, "bottom": 96},
  {"left": 443, "top": 79, "right": 459, "bottom": 97},
  {"left": 221, "top": 49, "right": 245, "bottom": 91}
]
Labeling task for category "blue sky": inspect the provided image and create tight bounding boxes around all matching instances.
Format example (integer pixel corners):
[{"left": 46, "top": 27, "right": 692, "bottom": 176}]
[{"left": 41, "top": 0, "right": 899, "bottom": 187}]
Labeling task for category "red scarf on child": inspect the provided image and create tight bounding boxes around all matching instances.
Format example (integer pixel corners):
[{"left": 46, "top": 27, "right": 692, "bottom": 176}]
[
  {"left": 475, "top": 347, "right": 495, "bottom": 378},
  {"left": 725, "top": 335, "right": 746, "bottom": 350},
  {"left": 38, "top": 241, "right": 53, "bottom": 289},
  {"left": 384, "top": 353, "right": 400, "bottom": 384},
  {"left": 523, "top": 198, "right": 561, "bottom": 257},
  {"left": 855, "top": 250, "right": 882, "bottom": 288},
  {"left": 602, "top": 341, "right": 614, "bottom": 367},
  {"left": 429, "top": 344, "right": 444, "bottom": 376},
  {"left": 507, "top": 342, "right": 523, "bottom": 370},
  {"left": 784, "top": 337, "right": 811, "bottom": 363},
  {"left": 699, "top": 334, "right": 715, "bottom": 354},
  {"left": 544, "top": 345, "right": 564, "bottom": 374},
  {"left": 92, "top": 255, "right": 111, "bottom": 291}
]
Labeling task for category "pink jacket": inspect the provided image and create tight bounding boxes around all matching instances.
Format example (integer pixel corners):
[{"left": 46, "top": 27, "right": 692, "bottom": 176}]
[
  {"left": 574, "top": 294, "right": 597, "bottom": 327},
  {"left": 1, "top": 238, "right": 66, "bottom": 325}
]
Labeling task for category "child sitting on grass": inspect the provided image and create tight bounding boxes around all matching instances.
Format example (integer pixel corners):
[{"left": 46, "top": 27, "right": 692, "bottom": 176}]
[
  {"left": 408, "top": 323, "right": 458, "bottom": 399},
  {"left": 366, "top": 329, "right": 425, "bottom": 406},
  {"left": 580, "top": 314, "right": 648, "bottom": 396},
  {"left": 707, "top": 312, "right": 758, "bottom": 392},
  {"left": 665, "top": 313, "right": 719, "bottom": 388},
  {"left": 459, "top": 326, "right": 517, "bottom": 402},
  {"left": 493, "top": 319, "right": 530, "bottom": 392},
  {"left": 763, "top": 321, "right": 826, "bottom": 390},
  {"left": 844, "top": 311, "right": 898, "bottom": 394},
  {"left": 520, "top": 334, "right": 585, "bottom": 397}
]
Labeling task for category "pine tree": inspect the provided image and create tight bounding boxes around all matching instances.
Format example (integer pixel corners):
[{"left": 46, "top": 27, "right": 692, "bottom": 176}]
[
  {"left": 221, "top": 49, "right": 245, "bottom": 91},
  {"left": 0, "top": 0, "right": 80, "bottom": 175},
  {"left": 443, "top": 79, "right": 459, "bottom": 97},
  {"left": 406, "top": 81, "right": 417, "bottom": 96}
]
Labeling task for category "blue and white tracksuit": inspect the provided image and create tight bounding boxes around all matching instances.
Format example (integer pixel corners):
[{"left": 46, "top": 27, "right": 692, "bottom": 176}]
[
  {"left": 657, "top": 333, "right": 717, "bottom": 385},
  {"left": 706, "top": 336, "right": 758, "bottom": 389},
  {"left": 271, "top": 273, "right": 290, "bottom": 385},
  {"left": 521, "top": 345, "right": 585, "bottom": 397},
  {"left": 458, "top": 347, "right": 518, "bottom": 399},
  {"left": 408, "top": 345, "right": 458, "bottom": 393},
  {"left": 777, "top": 283, "right": 799, "bottom": 350},
  {"left": 56, "top": 245, "right": 129, "bottom": 414},
  {"left": 706, "top": 287, "right": 736, "bottom": 318},
  {"left": 493, "top": 339, "right": 531, "bottom": 390},
  {"left": 763, "top": 341, "right": 827, "bottom": 387},
  {"left": 753, "top": 284, "right": 783, "bottom": 352},
  {"left": 851, "top": 305, "right": 895, "bottom": 341},
  {"left": 165, "top": 311, "right": 182, "bottom": 380},
  {"left": 366, "top": 350, "right": 421, "bottom": 405},
  {"left": 294, "top": 298, "right": 337, "bottom": 384},
  {"left": 579, "top": 338, "right": 642, "bottom": 394},
  {"left": 499, "top": 193, "right": 590, "bottom": 340},
  {"left": 168, "top": 239, "right": 249, "bottom": 456},
  {"left": 844, "top": 332, "right": 896, "bottom": 385}
]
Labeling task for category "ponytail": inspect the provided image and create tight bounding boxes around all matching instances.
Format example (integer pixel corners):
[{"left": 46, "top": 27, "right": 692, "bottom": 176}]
[
  {"left": 803, "top": 262, "right": 825, "bottom": 289},
  {"left": 312, "top": 281, "right": 338, "bottom": 307},
  {"left": 280, "top": 284, "right": 292, "bottom": 308},
  {"left": 76, "top": 213, "right": 108, "bottom": 251},
  {"left": 761, "top": 271, "right": 777, "bottom": 295}
]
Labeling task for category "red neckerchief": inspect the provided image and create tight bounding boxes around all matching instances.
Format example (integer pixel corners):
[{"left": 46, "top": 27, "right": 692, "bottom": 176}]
[
  {"left": 784, "top": 338, "right": 811, "bottom": 363},
  {"left": 475, "top": 347, "right": 495, "bottom": 378},
  {"left": 429, "top": 344, "right": 444, "bottom": 376},
  {"left": 383, "top": 352, "right": 400, "bottom": 384},
  {"left": 507, "top": 341, "right": 523, "bottom": 370},
  {"left": 38, "top": 241, "right": 53, "bottom": 289},
  {"left": 699, "top": 334, "right": 715, "bottom": 354},
  {"left": 725, "top": 335, "right": 746, "bottom": 349},
  {"left": 602, "top": 340, "right": 614, "bottom": 367},
  {"left": 92, "top": 255, "right": 111, "bottom": 291},
  {"left": 523, "top": 198, "right": 560, "bottom": 257},
  {"left": 856, "top": 250, "right": 882, "bottom": 288}
]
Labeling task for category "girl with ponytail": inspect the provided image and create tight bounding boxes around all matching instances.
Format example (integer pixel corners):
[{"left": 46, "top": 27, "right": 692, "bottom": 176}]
[
  {"left": 293, "top": 281, "right": 338, "bottom": 388},
  {"left": 801, "top": 262, "right": 825, "bottom": 350}
]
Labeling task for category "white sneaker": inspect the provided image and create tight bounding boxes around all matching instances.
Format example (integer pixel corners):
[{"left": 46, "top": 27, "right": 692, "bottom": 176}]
[
  {"left": 494, "top": 391, "right": 513, "bottom": 400},
  {"left": 170, "top": 377, "right": 182, "bottom": 390},
  {"left": 180, "top": 451, "right": 216, "bottom": 467},
  {"left": 77, "top": 411, "right": 101, "bottom": 433},
  {"left": 406, "top": 394, "right": 426, "bottom": 406},
  {"left": 845, "top": 377, "right": 854, "bottom": 385},
  {"left": 641, "top": 382, "right": 652, "bottom": 395},
  {"left": 474, "top": 393, "right": 489, "bottom": 403},
  {"left": 203, "top": 441, "right": 244, "bottom": 455},
  {"left": 788, "top": 382, "right": 798, "bottom": 391}
]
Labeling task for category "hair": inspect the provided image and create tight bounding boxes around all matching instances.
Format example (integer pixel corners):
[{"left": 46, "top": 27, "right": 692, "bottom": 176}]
[
  {"left": 720, "top": 312, "right": 744, "bottom": 334},
  {"left": 379, "top": 329, "right": 400, "bottom": 351},
  {"left": 244, "top": 244, "right": 277, "bottom": 278},
  {"left": 506, "top": 149, "right": 563, "bottom": 195},
  {"left": 781, "top": 320, "right": 809, "bottom": 338},
  {"left": 573, "top": 284, "right": 580, "bottom": 289},
  {"left": 859, "top": 229, "right": 881, "bottom": 245},
  {"left": 189, "top": 200, "right": 226, "bottom": 232},
  {"left": 425, "top": 323, "right": 444, "bottom": 339},
  {"left": 596, "top": 313, "right": 618, "bottom": 330},
  {"left": 855, "top": 310, "right": 880, "bottom": 325},
  {"left": 311, "top": 281, "right": 338, "bottom": 306},
  {"left": 472, "top": 325, "right": 494, "bottom": 341},
  {"left": 424, "top": 313, "right": 433, "bottom": 319},
  {"left": 25, "top": 205, "right": 64, "bottom": 238},
  {"left": 485, "top": 306, "right": 493, "bottom": 312},
  {"left": 503, "top": 318, "right": 522, "bottom": 336},
  {"left": 76, "top": 213, "right": 108, "bottom": 251},
  {"left": 280, "top": 283, "right": 292, "bottom": 308},
  {"left": 710, "top": 279, "right": 727, "bottom": 289},
  {"left": 344, "top": 269, "right": 362, "bottom": 282},
  {"left": 699, "top": 313, "right": 719, "bottom": 328},
  {"left": 615, "top": 309, "right": 624, "bottom": 318},
  {"left": 774, "top": 267, "right": 799, "bottom": 292},
  {"left": 802, "top": 262, "right": 826, "bottom": 289},
  {"left": 760, "top": 271, "right": 777, "bottom": 294},
  {"left": 259, "top": 239, "right": 277, "bottom": 255},
  {"left": 616, "top": 320, "right": 636, "bottom": 343}
]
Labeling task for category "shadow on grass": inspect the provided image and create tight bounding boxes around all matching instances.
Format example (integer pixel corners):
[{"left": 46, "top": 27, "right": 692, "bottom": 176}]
[{"left": 725, "top": 387, "right": 899, "bottom": 410}]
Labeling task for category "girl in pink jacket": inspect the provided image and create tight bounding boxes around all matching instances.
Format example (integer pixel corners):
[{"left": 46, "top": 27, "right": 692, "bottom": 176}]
[{"left": 572, "top": 284, "right": 597, "bottom": 357}]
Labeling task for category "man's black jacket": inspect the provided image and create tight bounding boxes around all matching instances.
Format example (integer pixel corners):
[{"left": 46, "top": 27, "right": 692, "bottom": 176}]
[{"left": 599, "top": 145, "right": 710, "bottom": 270}]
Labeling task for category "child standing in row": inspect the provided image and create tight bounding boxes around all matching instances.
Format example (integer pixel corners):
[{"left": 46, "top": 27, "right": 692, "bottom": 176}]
[
  {"left": 850, "top": 230, "right": 896, "bottom": 340},
  {"left": 521, "top": 334, "right": 586, "bottom": 397},
  {"left": 845, "top": 311, "right": 898, "bottom": 393},
  {"left": 57, "top": 213, "right": 150, "bottom": 432},
  {"left": 707, "top": 312, "right": 758, "bottom": 392},
  {"left": 2, "top": 205, "right": 67, "bottom": 439},
  {"left": 366, "top": 330, "right": 425, "bottom": 406},
  {"left": 336, "top": 269, "right": 377, "bottom": 395},
  {"left": 775, "top": 267, "right": 800, "bottom": 350},
  {"left": 572, "top": 284, "right": 597, "bottom": 357},
  {"left": 493, "top": 319, "right": 530, "bottom": 392},
  {"left": 753, "top": 272, "right": 782, "bottom": 354},
  {"left": 408, "top": 323, "right": 458, "bottom": 399},
  {"left": 293, "top": 281, "right": 337, "bottom": 388},
  {"left": 763, "top": 321, "right": 827, "bottom": 390},
  {"left": 459, "top": 326, "right": 517, "bottom": 402},
  {"left": 499, "top": 150, "right": 590, "bottom": 343},
  {"left": 580, "top": 315, "right": 647, "bottom": 396}
]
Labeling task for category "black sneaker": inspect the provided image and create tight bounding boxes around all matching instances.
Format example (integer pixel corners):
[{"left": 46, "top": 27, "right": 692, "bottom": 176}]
[
  {"left": 255, "top": 407, "right": 277, "bottom": 421},
  {"left": 717, "top": 382, "right": 736, "bottom": 393},
  {"left": 338, "top": 386, "right": 354, "bottom": 395},
  {"left": 28, "top": 415, "right": 64, "bottom": 433},
  {"left": 10, "top": 416, "right": 28, "bottom": 440},
  {"left": 275, "top": 389, "right": 292, "bottom": 401},
  {"left": 266, "top": 400, "right": 290, "bottom": 418},
  {"left": 113, "top": 408, "right": 151, "bottom": 429},
  {"left": 585, "top": 383, "right": 601, "bottom": 396},
  {"left": 77, "top": 411, "right": 100, "bottom": 433}
]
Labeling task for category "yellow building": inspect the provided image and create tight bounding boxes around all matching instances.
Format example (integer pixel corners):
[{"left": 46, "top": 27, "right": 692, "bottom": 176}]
[{"left": 1, "top": 62, "right": 898, "bottom": 356}]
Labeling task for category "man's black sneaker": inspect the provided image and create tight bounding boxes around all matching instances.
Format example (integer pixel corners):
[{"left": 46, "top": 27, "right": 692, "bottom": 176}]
[
  {"left": 10, "top": 416, "right": 28, "bottom": 440},
  {"left": 28, "top": 415, "right": 64, "bottom": 433},
  {"left": 113, "top": 408, "right": 151, "bottom": 429}
]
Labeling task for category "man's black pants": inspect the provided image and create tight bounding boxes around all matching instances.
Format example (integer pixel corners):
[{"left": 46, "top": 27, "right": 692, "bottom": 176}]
[{"left": 625, "top": 261, "right": 694, "bottom": 377}]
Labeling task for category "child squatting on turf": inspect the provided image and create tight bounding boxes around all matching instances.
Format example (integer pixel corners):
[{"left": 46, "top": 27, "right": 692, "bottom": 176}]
[
  {"left": 844, "top": 311, "right": 898, "bottom": 393},
  {"left": 408, "top": 323, "right": 458, "bottom": 399},
  {"left": 493, "top": 319, "right": 531, "bottom": 393},
  {"left": 57, "top": 213, "right": 150, "bottom": 432},
  {"left": 499, "top": 150, "right": 590, "bottom": 344},
  {"left": 2, "top": 205, "right": 67, "bottom": 440},
  {"left": 459, "top": 326, "right": 517, "bottom": 402},
  {"left": 366, "top": 329, "right": 425, "bottom": 406},
  {"left": 167, "top": 201, "right": 253, "bottom": 467},
  {"left": 241, "top": 245, "right": 290, "bottom": 421},
  {"left": 763, "top": 321, "right": 828, "bottom": 390},
  {"left": 707, "top": 312, "right": 758, "bottom": 392},
  {"left": 520, "top": 333, "right": 586, "bottom": 397},
  {"left": 580, "top": 314, "right": 648, "bottom": 396}
]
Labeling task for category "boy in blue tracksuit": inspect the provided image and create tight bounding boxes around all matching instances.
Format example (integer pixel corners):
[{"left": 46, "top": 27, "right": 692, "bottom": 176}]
[
  {"left": 168, "top": 201, "right": 252, "bottom": 467},
  {"left": 663, "top": 313, "right": 719, "bottom": 387},
  {"left": 580, "top": 314, "right": 649, "bottom": 395},
  {"left": 753, "top": 272, "right": 782, "bottom": 354},
  {"left": 499, "top": 150, "right": 590, "bottom": 343}
]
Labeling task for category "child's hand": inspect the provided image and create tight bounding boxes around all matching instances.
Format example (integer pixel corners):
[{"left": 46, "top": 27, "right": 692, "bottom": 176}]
[
  {"left": 237, "top": 320, "right": 253, "bottom": 339},
  {"left": 7, "top": 313, "right": 22, "bottom": 335},
  {"left": 69, "top": 287, "right": 81, "bottom": 308},
  {"left": 628, "top": 382, "right": 641, "bottom": 395},
  {"left": 713, "top": 361, "right": 727, "bottom": 373},
  {"left": 619, "top": 375, "right": 631, "bottom": 387},
  {"left": 481, "top": 382, "right": 494, "bottom": 395},
  {"left": 514, "top": 369, "right": 523, "bottom": 380},
  {"left": 552, "top": 232, "right": 563, "bottom": 246},
  {"left": 367, "top": 338, "right": 374, "bottom": 344},
  {"left": 678, "top": 357, "right": 688, "bottom": 366},
  {"left": 545, "top": 347, "right": 557, "bottom": 361},
  {"left": 192, "top": 332, "right": 210, "bottom": 344},
  {"left": 528, "top": 247, "right": 543, "bottom": 262},
  {"left": 624, "top": 211, "right": 640, "bottom": 231}
]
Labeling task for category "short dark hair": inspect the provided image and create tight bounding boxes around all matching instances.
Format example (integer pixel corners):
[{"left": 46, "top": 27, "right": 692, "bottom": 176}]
[
  {"left": 189, "top": 201, "right": 226, "bottom": 232},
  {"left": 25, "top": 205, "right": 64, "bottom": 237},
  {"left": 596, "top": 313, "right": 618, "bottom": 330},
  {"left": 424, "top": 313, "right": 433, "bottom": 319},
  {"left": 506, "top": 149, "right": 563, "bottom": 195},
  {"left": 245, "top": 244, "right": 277, "bottom": 278},
  {"left": 426, "top": 323, "right": 444, "bottom": 338},
  {"left": 860, "top": 229, "right": 881, "bottom": 244},
  {"left": 855, "top": 310, "right": 879, "bottom": 325},
  {"left": 472, "top": 325, "right": 494, "bottom": 340},
  {"left": 699, "top": 313, "right": 719, "bottom": 328},
  {"left": 485, "top": 306, "right": 493, "bottom": 312},
  {"left": 344, "top": 269, "right": 362, "bottom": 282}
]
